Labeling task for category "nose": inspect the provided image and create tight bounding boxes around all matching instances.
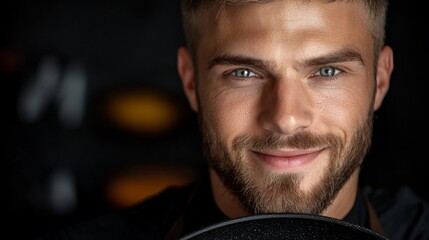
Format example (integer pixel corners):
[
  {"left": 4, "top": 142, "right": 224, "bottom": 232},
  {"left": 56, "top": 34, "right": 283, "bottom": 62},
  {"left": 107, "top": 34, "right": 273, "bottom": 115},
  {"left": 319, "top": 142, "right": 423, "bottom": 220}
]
[{"left": 259, "top": 77, "right": 314, "bottom": 135}]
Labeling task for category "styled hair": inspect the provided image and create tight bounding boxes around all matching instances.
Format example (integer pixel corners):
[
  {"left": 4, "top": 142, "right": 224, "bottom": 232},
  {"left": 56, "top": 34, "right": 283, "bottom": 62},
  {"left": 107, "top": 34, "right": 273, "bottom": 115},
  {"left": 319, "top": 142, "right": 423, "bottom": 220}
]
[{"left": 180, "top": 0, "right": 389, "bottom": 60}]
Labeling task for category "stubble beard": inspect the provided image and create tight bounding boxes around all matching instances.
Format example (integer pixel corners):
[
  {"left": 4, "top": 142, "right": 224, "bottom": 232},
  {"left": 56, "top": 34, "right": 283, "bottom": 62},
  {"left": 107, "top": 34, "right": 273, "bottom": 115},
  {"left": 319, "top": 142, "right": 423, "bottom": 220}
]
[{"left": 199, "top": 111, "right": 373, "bottom": 215}]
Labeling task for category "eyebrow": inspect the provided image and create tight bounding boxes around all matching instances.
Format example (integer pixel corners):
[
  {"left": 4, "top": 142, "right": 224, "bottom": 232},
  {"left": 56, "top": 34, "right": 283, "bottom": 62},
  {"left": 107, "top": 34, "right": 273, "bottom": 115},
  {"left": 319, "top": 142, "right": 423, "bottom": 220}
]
[
  {"left": 208, "top": 48, "right": 365, "bottom": 71},
  {"left": 303, "top": 48, "right": 365, "bottom": 68},
  {"left": 208, "top": 54, "right": 275, "bottom": 70}
]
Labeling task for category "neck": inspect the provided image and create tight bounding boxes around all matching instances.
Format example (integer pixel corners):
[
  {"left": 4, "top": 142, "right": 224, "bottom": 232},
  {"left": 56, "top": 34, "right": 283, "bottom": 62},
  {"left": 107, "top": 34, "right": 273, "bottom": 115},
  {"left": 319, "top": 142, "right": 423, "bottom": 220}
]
[{"left": 210, "top": 169, "right": 248, "bottom": 218}]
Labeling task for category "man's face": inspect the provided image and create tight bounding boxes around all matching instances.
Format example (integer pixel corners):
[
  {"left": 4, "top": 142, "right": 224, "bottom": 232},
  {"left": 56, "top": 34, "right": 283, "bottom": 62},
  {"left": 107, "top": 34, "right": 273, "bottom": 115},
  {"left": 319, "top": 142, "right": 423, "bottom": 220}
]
[{"left": 186, "top": 1, "right": 384, "bottom": 215}]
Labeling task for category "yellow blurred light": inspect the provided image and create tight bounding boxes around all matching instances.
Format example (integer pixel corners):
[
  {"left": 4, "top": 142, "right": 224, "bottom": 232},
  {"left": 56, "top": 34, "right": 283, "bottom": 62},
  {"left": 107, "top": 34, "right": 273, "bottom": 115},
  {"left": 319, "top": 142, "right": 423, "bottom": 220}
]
[{"left": 107, "top": 90, "right": 179, "bottom": 134}]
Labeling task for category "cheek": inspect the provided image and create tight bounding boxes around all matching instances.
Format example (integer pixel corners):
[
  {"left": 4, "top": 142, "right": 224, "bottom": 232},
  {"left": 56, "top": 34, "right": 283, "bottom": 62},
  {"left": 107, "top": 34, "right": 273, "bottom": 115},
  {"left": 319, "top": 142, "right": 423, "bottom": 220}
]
[
  {"left": 316, "top": 87, "right": 373, "bottom": 138},
  {"left": 201, "top": 88, "right": 259, "bottom": 146}
]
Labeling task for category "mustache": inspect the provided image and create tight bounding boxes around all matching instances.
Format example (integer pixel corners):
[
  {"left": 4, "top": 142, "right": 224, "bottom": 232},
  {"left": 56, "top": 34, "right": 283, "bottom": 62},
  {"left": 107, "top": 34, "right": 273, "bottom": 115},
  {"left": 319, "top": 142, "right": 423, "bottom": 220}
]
[{"left": 233, "top": 131, "right": 343, "bottom": 151}]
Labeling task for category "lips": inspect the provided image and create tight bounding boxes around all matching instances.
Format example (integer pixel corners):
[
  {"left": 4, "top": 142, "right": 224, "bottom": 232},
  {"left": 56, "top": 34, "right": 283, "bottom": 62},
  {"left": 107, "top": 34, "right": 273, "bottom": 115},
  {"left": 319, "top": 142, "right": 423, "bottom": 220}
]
[{"left": 251, "top": 149, "right": 324, "bottom": 171}]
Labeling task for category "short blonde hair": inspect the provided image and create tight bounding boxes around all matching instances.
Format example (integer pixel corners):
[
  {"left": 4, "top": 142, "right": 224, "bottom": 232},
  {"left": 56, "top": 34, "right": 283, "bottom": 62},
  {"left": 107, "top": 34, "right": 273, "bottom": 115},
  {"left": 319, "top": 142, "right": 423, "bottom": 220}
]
[{"left": 180, "top": 0, "right": 389, "bottom": 60}]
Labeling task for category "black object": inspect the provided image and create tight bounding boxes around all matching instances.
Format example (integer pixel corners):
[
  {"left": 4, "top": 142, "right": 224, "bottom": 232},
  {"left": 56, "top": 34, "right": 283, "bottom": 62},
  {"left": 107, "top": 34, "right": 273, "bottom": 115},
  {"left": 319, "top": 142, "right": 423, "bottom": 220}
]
[{"left": 180, "top": 213, "right": 389, "bottom": 240}]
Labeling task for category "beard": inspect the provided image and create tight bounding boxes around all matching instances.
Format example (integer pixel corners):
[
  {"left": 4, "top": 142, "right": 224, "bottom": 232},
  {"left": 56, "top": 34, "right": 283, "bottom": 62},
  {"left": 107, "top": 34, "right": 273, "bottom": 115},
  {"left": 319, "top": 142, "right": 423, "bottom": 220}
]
[{"left": 199, "top": 111, "right": 373, "bottom": 215}]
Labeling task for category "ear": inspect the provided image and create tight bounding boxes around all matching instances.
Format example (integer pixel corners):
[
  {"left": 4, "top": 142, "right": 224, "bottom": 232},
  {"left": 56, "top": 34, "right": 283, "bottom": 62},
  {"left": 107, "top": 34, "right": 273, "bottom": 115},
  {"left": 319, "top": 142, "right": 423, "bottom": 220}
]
[
  {"left": 177, "top": 47, "right": 199, "bottom": 112},
  {"left": 373, "top": 46, "right": 394, "bottom": 111}
]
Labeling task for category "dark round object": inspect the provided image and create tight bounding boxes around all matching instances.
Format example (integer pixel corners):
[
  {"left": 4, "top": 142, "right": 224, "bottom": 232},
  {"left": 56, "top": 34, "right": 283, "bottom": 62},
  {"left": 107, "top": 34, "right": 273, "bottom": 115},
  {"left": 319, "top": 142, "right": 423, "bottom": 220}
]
[{"left": 180, "top": 213, "right": 389, "bottom": 240}]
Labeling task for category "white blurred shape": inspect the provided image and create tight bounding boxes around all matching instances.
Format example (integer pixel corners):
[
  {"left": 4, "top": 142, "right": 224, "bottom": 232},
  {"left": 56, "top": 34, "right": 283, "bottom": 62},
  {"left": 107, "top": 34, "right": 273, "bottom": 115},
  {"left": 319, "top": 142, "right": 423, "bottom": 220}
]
[
  {"left": 49, "top": 168, "right": 77, "bottom": 215},
  {"left": 57, "top": 61, "right": 87, "bottom": 128},
  {"left": 18, "top": 55, "right": 61, "bottom": 123}
]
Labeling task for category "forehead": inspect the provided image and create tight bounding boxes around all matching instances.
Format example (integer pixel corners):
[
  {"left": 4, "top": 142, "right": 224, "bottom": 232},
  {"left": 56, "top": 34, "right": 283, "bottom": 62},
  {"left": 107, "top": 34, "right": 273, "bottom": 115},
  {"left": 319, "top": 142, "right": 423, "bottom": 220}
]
[{"left": 196, "top": 1, "right": 373, "bottom": 65}]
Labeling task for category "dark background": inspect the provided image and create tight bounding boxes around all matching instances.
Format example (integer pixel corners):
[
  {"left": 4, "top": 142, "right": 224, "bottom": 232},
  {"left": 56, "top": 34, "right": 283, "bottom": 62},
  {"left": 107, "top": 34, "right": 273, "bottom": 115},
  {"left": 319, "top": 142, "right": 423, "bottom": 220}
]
[{"left": 2, "top": 1, "right": 428, "bottom": 239}]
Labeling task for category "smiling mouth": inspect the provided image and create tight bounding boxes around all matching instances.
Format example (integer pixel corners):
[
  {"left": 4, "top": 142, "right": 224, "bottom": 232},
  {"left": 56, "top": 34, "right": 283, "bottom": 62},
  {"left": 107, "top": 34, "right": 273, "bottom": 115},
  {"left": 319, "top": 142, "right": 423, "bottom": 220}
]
[{"left": 251, "top": 149, "right": 324, "bottom": 171}]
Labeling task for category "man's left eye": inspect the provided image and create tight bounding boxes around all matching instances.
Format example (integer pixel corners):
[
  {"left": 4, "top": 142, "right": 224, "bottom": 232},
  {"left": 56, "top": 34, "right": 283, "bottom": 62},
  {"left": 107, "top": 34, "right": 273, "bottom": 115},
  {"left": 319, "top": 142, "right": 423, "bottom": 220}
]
[{"left": 315, "top": 67, "right": 341, "bottom": 77}]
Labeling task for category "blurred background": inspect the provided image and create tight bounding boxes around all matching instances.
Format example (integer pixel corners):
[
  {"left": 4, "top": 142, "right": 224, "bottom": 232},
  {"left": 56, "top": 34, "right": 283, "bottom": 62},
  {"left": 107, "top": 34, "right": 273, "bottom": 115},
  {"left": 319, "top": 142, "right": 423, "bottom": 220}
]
[{"left": 2, "top": 1, "right": 428, "bottom": 239}]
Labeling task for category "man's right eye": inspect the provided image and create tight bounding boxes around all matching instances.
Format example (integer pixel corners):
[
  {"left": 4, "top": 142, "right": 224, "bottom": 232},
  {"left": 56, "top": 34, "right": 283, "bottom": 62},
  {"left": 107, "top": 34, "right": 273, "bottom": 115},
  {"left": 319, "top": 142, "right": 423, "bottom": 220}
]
[{"left": 231, "top": 68, "right": 258, "bottom": 78}]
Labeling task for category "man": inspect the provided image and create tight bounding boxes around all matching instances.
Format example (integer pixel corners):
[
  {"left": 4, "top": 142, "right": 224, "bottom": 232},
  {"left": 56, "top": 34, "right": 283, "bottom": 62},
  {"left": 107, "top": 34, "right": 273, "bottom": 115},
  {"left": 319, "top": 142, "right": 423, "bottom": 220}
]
[{"left": 38, "top": 1, "right": 429, "bottom": 239}]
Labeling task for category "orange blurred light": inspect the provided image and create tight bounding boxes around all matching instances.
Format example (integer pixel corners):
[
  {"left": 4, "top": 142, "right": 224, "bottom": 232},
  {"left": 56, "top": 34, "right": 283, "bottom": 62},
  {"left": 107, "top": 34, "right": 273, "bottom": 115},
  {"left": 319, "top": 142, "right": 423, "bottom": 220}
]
[{"left": 106, "top": 166, "right": 198, "bottom": 209}]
